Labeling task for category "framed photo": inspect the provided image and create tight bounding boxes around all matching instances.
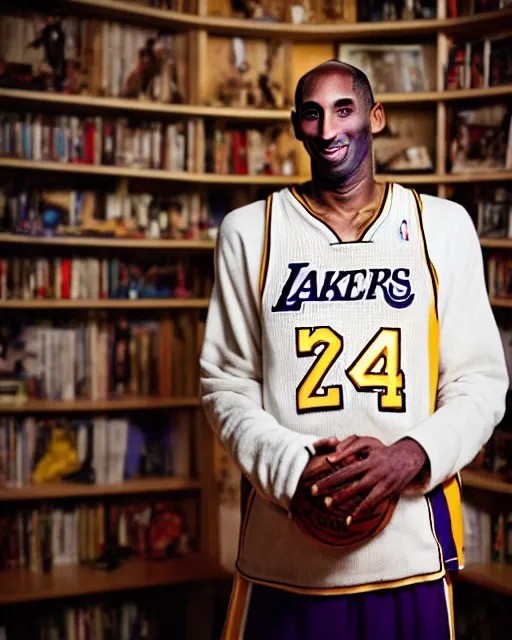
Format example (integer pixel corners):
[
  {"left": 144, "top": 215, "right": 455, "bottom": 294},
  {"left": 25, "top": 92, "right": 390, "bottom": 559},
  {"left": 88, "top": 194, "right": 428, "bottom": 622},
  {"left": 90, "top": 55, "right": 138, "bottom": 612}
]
[{"left": 338, "top": 44, "right": 427, "bottom": 93}]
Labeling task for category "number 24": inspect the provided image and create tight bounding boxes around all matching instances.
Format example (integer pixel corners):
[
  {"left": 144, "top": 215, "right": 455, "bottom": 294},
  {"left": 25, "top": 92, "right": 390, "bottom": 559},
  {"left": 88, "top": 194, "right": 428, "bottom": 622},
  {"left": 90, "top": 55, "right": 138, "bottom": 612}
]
[{"left": 296, "top": 327, "right": 405, "bottom": 414}]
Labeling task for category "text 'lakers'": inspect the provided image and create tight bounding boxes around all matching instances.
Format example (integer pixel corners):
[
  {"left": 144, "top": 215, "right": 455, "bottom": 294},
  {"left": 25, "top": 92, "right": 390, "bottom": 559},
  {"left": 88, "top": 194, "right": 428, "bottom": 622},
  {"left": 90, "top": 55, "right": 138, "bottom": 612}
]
[{"left": 271, "top": 262, "right": 415, "bottom": 312}]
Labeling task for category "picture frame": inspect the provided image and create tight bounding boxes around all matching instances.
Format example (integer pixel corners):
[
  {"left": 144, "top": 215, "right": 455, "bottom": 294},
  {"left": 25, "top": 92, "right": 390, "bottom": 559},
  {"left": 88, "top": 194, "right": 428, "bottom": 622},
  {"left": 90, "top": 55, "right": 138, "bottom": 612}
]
[{"left": 338, "top": 43, "right": 427, "bottom": 94}]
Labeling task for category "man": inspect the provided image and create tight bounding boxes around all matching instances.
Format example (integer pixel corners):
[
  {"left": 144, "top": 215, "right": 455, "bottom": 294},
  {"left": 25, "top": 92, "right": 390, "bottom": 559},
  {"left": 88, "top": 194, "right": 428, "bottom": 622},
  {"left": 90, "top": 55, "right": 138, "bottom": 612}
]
[{"left": 200, "top": 60, "right": 508, "bottom": 639}]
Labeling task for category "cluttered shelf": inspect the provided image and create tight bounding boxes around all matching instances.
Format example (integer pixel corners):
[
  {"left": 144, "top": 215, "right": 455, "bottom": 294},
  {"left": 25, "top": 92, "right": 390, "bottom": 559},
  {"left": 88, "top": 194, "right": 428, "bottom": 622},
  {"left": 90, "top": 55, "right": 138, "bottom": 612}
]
[
  {"left": 0, "top": 299, "right": 210, "bottom": 310},
  {"left": 461, "top": 468, "right": 512, "bottom": 496},
  {"left": 0, "top": 397, "right": 201, "bottom": 414},
  {"left": 456, "top": 563, "right": 512, "bottom": 597},
  {"left": 1, "top": 87, "right": 511, "bottom": 120},
  {"left": 0, "top": 554, "right": 229, "bottom": 605},
  {"left": 2, "top": 158, "right": 512, "bottom": 185},
  {"left": 54, "top": 0, "right": 512, "bottom": 40},
  {"left": 0, "top": 233, "right": 215, "bottom": 251},
  {"left": 0, "top": 476, "right": 201, "bottom": 502}
]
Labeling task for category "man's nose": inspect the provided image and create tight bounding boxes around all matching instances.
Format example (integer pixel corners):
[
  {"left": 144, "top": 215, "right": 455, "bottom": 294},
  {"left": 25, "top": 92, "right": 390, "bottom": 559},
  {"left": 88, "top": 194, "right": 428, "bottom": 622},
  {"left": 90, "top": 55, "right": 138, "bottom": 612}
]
[{"left": 320, "top": 113, "right": 337, "bottom": 141}]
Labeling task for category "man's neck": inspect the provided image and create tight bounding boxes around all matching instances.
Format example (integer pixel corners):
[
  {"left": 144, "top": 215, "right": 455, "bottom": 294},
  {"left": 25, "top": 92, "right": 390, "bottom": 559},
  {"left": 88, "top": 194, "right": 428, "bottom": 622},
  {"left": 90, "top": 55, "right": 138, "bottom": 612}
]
[{"left": 302, "top": 164, "right": 385, "bottom": 242}]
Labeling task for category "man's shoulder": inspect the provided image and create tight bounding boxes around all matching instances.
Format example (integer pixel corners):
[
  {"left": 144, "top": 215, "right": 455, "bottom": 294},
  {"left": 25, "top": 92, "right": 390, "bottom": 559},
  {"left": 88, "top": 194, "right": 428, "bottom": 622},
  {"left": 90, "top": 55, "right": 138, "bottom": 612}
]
[
  {"left": 418, "top": 193, "right": 480, "bottom": 263},
  {"left": 418, "top": 193, "right": 474, "bottom": 236},
  {"left": 219, "top": 198, "right": 267, "bottom": 240},
  {"left": 419, "top": 193, "right": 470, "bottom": 222}
]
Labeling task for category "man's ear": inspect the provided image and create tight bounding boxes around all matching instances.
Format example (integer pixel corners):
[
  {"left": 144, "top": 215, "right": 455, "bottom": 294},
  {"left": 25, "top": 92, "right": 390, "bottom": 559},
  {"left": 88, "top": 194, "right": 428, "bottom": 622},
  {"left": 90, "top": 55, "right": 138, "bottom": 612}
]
[
  {"left": 370, "top": 102, "right": 386, "bottom": 135},
  {"left": 291, "top": 110, "right": 303, "bottom": 141}
]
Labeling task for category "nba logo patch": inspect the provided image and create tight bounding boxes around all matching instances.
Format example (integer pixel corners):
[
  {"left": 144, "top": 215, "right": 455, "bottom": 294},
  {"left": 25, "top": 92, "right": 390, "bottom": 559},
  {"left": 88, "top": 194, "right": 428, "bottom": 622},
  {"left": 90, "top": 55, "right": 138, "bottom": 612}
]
[{"left": 400, "top": 219, "right": 409, "bottom": 241}]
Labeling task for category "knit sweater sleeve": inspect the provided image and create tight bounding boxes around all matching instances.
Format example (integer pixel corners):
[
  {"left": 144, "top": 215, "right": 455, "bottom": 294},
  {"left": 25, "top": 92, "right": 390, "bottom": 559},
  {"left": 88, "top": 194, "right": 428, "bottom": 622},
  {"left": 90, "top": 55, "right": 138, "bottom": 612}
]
[
  {"left": 406, "top": 195, "right": 509, "bottom": 491},
  {"left": 200, "top": 201, "right": 318, "bottom": 510}
]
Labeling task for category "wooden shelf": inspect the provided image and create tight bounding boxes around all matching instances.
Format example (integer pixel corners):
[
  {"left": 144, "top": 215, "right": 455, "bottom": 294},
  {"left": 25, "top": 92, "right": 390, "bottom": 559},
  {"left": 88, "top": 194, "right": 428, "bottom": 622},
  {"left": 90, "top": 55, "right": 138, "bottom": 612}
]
[
  {"left": 0, "top": 396, "right": 201, "bottom": 414},
  {"left": 462, "top": 469, "right": 512, "bottom": 496},
  {"left": 0, "top": 477, "right": 201, "bottom": 501},
  {"left": 0, "top": 158, "right": 299, "bottom": 185},
  {"left": 0, "top": 554, "right": 229, "bottom": 604},
  {"left": 456, "top": 563, "right": 512, "bottom": 597},
  {"left": 2, "top": 158, "right": 512, "bottom": 185},
  {"left": 0, "top": 89, "right": 291, "bottom": 122},
  {"left": 0, "top": 298, "right": 209, "bottom": 310},
  {"left": 480, "top": 238, "right": 512, "bottom": 249},
  {"left": 378, "top": 171, "right": 512, "bottom": 184},
  {"left": 489, "top": 297, "right": 512, "bottom": 308},
  {"left": 0, "top": 233, "right": 215, "bottom": 251},
  {"left": 1, "top": 87, "right": 511, "bottom": 120},
  {"left": 57, "top": 0, "right": 512, "bottom": 40}
]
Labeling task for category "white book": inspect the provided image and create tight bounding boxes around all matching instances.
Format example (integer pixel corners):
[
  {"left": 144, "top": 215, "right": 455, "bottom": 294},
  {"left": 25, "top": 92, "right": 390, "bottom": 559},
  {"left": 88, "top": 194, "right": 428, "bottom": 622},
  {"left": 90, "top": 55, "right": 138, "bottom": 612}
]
[
  {"left": 107, "top": 419, "right": 128, "bottom": 484},
  {"left": 93, "top": 417, "right": 108, "bottom": 484},
  {"left": 52, "top": 509, "right": 64, "bottom": 565}
]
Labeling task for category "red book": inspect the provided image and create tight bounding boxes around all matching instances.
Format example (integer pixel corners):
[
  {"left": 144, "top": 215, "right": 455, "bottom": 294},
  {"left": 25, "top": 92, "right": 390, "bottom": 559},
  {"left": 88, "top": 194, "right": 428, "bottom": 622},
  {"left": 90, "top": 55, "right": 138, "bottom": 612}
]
[
  {"left": 84, "top": 119, "right": 96, "bottom": 165},
  {"left": 61, "top": 259, "right": 71, "bottom": 299},
  {"left": 232, "top": 130, "right": 248, "bottom": 175}
]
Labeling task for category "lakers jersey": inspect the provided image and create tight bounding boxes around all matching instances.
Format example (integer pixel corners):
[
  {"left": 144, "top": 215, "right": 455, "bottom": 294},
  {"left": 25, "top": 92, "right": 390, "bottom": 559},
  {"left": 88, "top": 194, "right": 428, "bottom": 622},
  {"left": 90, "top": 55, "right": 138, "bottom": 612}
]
[{"left": 235, "top": 183, "right": 464, "bottom": 592}]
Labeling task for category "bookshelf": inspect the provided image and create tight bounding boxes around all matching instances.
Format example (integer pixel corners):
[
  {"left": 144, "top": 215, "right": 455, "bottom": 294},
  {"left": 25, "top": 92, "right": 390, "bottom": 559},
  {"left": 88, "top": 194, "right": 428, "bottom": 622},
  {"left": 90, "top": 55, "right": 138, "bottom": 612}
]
[
  {"left": 0, "top": 0, "right": 511, "bottom": 636},
  {"left": 0, "top": 397, "right": 201, "bottom": 414},
  {"left": 0, "top": 555, "right": 227, "bottom": 605},
  {"left": 51, "top": 0, "right": 512, "bottom": 38},
  {"left": 461, "top": 468, "right": 512, "bottom": 599},
  {"left": 0, "top": 299, "right": 210, "bottom": 309},
  {"left": 0, "top": 476, "right": 202, "bottom": 501},
  {"left": 462, "top": 469, "right": 512, "bottom": 498}
]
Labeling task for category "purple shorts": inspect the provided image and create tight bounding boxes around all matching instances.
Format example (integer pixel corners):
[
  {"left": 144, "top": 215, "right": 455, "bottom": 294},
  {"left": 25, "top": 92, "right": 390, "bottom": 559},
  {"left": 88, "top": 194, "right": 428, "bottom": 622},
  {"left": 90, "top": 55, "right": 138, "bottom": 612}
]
[{"left": 222, "top": 574, "right": 454, "bottom": 640}]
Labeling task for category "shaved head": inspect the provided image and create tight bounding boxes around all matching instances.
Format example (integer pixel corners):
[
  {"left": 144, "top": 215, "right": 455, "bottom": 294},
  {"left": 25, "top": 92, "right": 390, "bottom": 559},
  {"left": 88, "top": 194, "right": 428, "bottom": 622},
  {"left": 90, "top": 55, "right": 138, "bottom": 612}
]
[{"left": 295, "top": 60, "right": 375, "bottom": 112}]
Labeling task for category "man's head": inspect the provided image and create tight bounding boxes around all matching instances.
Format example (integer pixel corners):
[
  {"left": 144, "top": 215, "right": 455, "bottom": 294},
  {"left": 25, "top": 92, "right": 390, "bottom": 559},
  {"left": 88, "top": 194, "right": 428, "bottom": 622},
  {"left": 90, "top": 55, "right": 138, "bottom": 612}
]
[{"left": 292, "top": 60, "right": 385, "bottom": 183}]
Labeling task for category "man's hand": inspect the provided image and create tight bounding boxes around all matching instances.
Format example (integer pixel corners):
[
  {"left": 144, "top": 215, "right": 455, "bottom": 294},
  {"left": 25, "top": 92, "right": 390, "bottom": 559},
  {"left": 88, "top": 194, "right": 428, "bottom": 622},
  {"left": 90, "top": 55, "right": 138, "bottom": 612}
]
[{"left": 311, "top": 438, "right": 429, "bottom": 522}]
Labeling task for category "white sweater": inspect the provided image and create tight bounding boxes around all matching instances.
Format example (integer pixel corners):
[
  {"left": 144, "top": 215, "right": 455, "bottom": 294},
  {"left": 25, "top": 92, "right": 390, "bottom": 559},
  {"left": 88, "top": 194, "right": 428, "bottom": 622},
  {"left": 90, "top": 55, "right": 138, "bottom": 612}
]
[{"left": 200, "top": 184, "right": 508, "bottom": 592}]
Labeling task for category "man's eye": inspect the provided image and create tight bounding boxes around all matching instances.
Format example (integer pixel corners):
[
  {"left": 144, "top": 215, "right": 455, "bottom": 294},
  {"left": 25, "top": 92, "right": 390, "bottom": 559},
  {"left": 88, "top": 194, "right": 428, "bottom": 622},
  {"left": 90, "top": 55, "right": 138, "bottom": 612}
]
[
  {"left": 337, "top": 108, "right": 352, "bottom": 117},
  {"left": 301, "top": 110, "right": 318, "bottom": 120}
]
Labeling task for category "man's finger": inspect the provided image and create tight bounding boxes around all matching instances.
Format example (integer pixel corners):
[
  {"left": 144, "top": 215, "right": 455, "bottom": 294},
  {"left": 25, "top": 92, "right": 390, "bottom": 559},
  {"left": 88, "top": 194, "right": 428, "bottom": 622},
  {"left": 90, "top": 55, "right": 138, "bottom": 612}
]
[
  {"left": 311, "top": 459, "right": 369, "bottom": 495},
  {"left": 313, "top": 436, "right": 340, "bottom": 453},
  {"left": 348, "top": 483, "right": 391, "bottom": 523},
  {"left": 325, "top": 473, "right": 380, "bottom": 508},
  {"left": 302, "top": 455, "right": 333, "bottom": 480},
  {"left": 326, "top": 437, "right": 384, "bottom": 465}
]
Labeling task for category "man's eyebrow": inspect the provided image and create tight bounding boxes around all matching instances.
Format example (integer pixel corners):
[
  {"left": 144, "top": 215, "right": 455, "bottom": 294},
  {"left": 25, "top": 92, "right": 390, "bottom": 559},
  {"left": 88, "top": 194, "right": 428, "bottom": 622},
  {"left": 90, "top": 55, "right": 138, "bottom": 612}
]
[
  {"left": 299, "top": 98, "right": 355, "bottom": 112},
  {"left": 334, "top": 98, "right": 354, "bottom": 108}
]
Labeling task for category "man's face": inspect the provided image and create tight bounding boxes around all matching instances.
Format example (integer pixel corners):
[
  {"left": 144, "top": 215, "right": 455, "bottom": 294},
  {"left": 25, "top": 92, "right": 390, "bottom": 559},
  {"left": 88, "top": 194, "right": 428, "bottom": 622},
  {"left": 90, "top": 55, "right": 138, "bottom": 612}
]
[{"left": 294, "top": 70, "right": 373, "bottom": 181}]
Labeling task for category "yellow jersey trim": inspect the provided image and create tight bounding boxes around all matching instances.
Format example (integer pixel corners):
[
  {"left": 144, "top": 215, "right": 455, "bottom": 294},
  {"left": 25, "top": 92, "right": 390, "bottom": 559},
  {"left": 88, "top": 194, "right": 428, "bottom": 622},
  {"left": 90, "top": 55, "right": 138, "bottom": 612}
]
[
  {"left": 234, "top": 565, "right": 446, "bottom": 596},
  {"left": 259, "top": 194, "right": 273, "bottom": 301},
  {"left": 222, "top": 573, "right": 251, "bottom": 640}
]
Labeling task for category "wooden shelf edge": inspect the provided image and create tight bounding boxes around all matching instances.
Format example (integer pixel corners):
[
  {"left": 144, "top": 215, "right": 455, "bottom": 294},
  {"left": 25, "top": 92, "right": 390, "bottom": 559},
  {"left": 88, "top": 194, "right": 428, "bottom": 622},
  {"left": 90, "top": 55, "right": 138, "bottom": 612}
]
[
  {"left": 1, "top": 87, "right": 510, "bottom": 118},
  {"left": 461, "top": 468, "right": 512, "bottom": 496},
  {"left": 0, "top": 158, "right": 299, "bottom": 185},
  {"left": 0, "top": 554, "right": 229, "bottom": 604},
  {"left": 0, "top": 298, "right": 210, "bottom": 310},
  {"left": 0, "top": 233, "right": 215, "bottom": 250},
  {"left": 2, "top": 158, "right": 512, "bottom": 185},
  {"left": 456, "top": 563, "right": 512, "bottom": 596},
  {"left": 480, "top": 238, "right": 512, "bottom": 249},
  {"left": 58, "top": 0, "right": 512, "bottom": 39},
  {"left": 489, "top": 296, "right": 512, "bottom": 308},
  {"left": 0, "top": 477, "right": 201, "bottom": 501},
  {"left": 0, "top": 396, "right": 201, "bottom": 414}
]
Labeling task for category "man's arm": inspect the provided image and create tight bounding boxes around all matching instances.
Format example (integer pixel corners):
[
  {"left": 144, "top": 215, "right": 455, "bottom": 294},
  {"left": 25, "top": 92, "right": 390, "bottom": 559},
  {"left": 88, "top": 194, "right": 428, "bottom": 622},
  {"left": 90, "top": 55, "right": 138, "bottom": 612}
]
[
  {"left": 404, "top": 197, "right": 508, "bottom": 491},
  {"left": 200, "top": 205, "right": 318, "bottom": 509}
]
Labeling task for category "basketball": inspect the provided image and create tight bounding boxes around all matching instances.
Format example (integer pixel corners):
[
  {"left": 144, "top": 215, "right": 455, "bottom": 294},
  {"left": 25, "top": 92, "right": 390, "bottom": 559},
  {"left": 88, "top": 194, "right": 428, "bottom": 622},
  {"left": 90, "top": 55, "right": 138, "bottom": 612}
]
[{"left": 292, "top": 452, "right": 397, "bottom": 549}]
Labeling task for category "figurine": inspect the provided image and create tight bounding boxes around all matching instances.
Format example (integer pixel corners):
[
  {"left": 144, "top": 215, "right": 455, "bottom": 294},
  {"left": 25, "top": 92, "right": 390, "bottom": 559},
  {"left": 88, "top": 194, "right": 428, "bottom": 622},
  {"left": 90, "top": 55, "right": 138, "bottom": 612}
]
[{"left": 28, "top": 16, "right": 66, "bottom": 92}]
